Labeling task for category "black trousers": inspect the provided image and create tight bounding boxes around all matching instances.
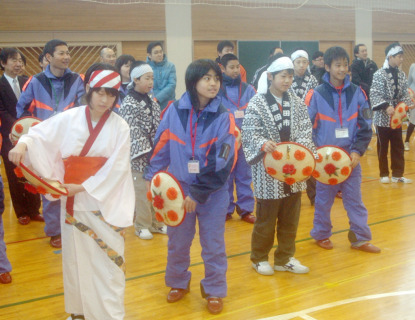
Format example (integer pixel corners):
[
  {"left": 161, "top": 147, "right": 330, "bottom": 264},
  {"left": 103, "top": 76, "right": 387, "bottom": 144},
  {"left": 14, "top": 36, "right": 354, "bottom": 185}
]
[
  {"left": 1, "top": 141, "right": 41, "bottom": 218},
  {"left": 376, "top": 126, "right": 404, "bottom": 178}
]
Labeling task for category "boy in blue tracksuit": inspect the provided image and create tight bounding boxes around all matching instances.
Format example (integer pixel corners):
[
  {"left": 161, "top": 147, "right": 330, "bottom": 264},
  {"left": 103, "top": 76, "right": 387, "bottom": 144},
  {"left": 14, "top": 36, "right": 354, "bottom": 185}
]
[
  {"left": 144, "top": 60, "right": 235, "bottom": 315},
  {"left": 306, "top": 46, "right": 380, "bottom": 253},
  {"left": 218, "top": 54, "right": 256, "bottom": 223},
  {"left": 16, "top": 39, "right": 85, "bottom": 248}
]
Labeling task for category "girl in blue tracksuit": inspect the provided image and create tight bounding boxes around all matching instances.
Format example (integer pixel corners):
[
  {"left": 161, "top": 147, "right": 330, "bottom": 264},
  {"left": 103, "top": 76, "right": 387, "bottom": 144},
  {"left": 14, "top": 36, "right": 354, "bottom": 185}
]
[{"left": 144, "top": 59, "right": 235, "bottom": 315}]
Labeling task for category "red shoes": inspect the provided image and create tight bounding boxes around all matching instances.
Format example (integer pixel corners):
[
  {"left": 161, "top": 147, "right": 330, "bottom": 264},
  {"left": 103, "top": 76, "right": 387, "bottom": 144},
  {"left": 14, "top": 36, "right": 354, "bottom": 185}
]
[
  {"left": 207, "top": 297, "right": 223, "bottom": 314},
  {"left": 0, "top": 272, "right": 12, "bottom": 284},
  {"left": 316, "top": 238, "right": 334, "bottom": 250},
  {"left": 241, "top": 214, "right": 256, "bottom": 224},
  {"left": 50, "top": 234, "right": 62, "bottom": 248},
  {"left": 31, "top": 214, "right": 45, "bottom": 222},
  {"left": 167, "top": 287, "right": 189, "bottom": 303},
  {"left": 351, "top": 242, "right": 381, "bottom": 253},
  {"left": 18, "top": 215, "right": 30, "bottom": 225}
]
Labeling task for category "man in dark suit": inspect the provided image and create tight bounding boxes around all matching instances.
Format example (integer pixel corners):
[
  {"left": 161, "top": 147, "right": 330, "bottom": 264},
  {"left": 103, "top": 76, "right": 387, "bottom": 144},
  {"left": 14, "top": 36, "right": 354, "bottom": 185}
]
[{"left": 0, "top": 48, "right": 41, "bottom": 225}]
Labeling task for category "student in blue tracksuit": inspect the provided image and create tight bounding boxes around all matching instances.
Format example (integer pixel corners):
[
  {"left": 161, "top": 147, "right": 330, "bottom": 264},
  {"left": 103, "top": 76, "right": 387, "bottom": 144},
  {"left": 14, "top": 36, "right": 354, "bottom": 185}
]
[
  {"left": 16, "top": 39, "right": 85, "bottom": 248},
  {"left": 144, "top": 59, "right": 235, "bottom": 315},
  {"left": 306, "top": 46, "right": 380, "bottom": 253},
  {"left": 218, "top": 54, "right": 256, "bottom": 223}
]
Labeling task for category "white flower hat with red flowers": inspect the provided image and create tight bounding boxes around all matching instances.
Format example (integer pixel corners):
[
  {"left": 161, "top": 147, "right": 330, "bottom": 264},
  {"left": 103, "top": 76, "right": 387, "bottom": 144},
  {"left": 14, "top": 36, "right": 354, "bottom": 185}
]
[
  {"left": 390, "top": 102, "right": 409, "bottom": 129},
  {"left": 10, "top": 116, "right": 42, "bottom": 145},
  {"left": 148, "top": 171, "right": 185, "bottom": 227},
  {"left": 312, "top": 146, "right": 352, "bottom": 185},
  {"left": 263, "top": 142, "right": 315, "bottom": 186},
  {"left": 16, "top": 163, "right": 68, "bottom": 197}
]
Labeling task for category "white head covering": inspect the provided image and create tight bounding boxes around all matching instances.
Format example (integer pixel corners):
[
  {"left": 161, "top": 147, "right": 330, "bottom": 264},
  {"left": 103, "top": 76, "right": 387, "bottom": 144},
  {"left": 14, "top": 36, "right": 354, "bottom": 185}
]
[
  {"left": 257, "top": 57, "right": 294, "bottom": 94},
  {"left": 291, "top": 50, "right": 309, "bottom": 62},
  {"left": 383, "top": 45, "right": 404, "bottom": 69},
  {"left": 127, "top": 64, "right": 153, "bottom": 89},
  {"left": 89, "top": 70, "right": 121, "bottom": 90}
]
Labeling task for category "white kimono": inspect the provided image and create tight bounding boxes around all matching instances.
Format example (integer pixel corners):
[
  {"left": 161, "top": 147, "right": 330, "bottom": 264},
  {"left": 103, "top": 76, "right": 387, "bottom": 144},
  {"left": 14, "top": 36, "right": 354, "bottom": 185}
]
[{"left": 19, "top": 105, "right": 135, "bottom": 320}]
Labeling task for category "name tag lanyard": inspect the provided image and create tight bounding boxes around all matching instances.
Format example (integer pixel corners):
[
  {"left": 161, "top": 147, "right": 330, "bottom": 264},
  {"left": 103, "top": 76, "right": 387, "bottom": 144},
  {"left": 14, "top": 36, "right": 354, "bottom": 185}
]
[
  {"left": 190, "top": 107, "right": 202, "bottom": 160},
  {"left": 224, "top": 82, "right": 242, "bottom": 110},
  {"left": 48, "top": 78, "right": 64, "bottom": 114}
]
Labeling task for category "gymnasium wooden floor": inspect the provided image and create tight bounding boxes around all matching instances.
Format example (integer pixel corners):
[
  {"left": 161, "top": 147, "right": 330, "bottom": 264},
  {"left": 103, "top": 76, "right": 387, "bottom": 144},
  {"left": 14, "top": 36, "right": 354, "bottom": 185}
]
[{"left": 1, "top": 135, "right": 415, "bottom": 320}]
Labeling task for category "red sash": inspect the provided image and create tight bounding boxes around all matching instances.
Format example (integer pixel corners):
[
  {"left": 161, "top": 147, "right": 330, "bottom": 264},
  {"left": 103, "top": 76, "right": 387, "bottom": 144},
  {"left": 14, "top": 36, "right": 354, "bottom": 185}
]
[{"left": 65, "top": 107, "right": 111, "bottom": 223}]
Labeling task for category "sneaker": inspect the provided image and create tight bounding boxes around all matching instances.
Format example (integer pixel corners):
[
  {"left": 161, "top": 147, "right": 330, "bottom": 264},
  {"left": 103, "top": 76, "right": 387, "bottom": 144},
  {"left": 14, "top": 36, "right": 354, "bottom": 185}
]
[
  {"left": 391, "top": 176, "right": 413, "bottom": 183},
  {"left": 380, "top": 177, "right": 390, "bottom": 184},
  {"left": 135, "top": 228, "right": 153, "bottom": 240},
  {"left": 252, "top": 261, "right": 274, "bottom": 276},
  {"left": 150, "top": 225, "right": 167, "bottom": 234},
  {"left": 405, "top": 142, "right": 410, "bottom": 151},
  {"left": 274, "top": 257, "right": 309, "bottom": 274}
]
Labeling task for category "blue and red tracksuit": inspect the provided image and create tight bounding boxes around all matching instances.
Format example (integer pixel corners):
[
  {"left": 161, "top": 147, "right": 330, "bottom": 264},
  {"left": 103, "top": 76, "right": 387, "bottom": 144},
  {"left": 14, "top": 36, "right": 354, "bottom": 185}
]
[
  {"left": 306, "top": 73, "right": 373, "bottom": 243},
  {"left": 16, "top": 65, "right": 85, "bottom": 238},
  {"left": 145, "top": 92, "right": 235, "bottom": 298},
  {"left": 218, "top": 74, "right": 255, "bottom": 217}
]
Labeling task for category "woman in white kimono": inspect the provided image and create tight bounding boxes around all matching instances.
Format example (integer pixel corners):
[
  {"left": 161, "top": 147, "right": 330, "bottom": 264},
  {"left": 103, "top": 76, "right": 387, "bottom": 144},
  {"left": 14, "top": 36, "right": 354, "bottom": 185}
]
[{"left": 9, "top": 63, "right": 134, "bottom": 320}]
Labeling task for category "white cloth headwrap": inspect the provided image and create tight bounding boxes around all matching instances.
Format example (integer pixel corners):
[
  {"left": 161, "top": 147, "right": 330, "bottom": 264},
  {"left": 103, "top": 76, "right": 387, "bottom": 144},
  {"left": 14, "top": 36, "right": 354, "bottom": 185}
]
[
  {"left": 127, "top": 64, "right": 153, "bottom": 89},
  {"left": 257, "top": 57, "right": 294, "bottom": 94},
  {"left": 383, "top": 45, "right": 404, "bottom": 69},
  {"left": 291, "top": 50, "right": 309, "bottom": 62},
  {"left": 89, "top": 70, "right": 121, "bottom": 90}
]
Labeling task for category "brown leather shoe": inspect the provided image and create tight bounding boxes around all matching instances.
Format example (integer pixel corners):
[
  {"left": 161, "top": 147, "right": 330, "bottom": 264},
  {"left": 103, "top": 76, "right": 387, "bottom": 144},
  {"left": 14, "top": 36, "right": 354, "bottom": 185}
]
[
  {"left": 167, "top": 287, "right": 189, "bottom": 303},
  {"left": 50, "top": 234, "right": 62, "bottom": 248},
  {"left": 207, "top": 297, "right": 223, "bottom": 314},
  {"left": 18, "top": 215, "right": 30, "bottom": 225},
  {"left": 316, "top": 238, "right": 333, "bottom": 250},
  {"left": 31, "top": 214, "right": 45, "bottom": 222},
  {"left": 335, "top": 191, "right": 343, "bottom": 199},
  {"left": 351, "top": 242, "right": 381, "bottom": 253},
  {"left": 225, "top": 214, "right": 232, "bottom": 221},
  {"left": 0, "top": 272, "right": 12, "bottom": 284},
  {"left": 241, "top": 213, "right": 256, "bottom": 224}
]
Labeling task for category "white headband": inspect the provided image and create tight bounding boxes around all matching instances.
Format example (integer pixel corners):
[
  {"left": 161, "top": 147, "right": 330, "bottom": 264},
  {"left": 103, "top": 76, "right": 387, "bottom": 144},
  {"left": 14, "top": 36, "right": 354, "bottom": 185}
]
[
  {"left": 383, "top": 45, "right": 404, "bottom": 69},
  {"left": 291, "top": 50, "right": 309, "bottom": 62},
  {"left": 257, "top": 57, "right": 294, "bottom": 94},
  {"left": 127, "top": 64, "right": 153, "bottom": 89}
]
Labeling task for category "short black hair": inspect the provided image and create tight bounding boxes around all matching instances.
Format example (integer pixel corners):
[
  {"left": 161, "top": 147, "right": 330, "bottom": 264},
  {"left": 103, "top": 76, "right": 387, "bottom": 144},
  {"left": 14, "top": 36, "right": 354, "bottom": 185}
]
[
  {"left": 38, "top": 53, "right": 45, "bottom": 63},
  {"left": 269, "top": 46, "right": 282, "bottom": 56},
  {"left": 354, "top": 44, "right": 366, "bottom": 56},
  {"left": 220, "top": 53, "right": 239, "bottom": 68},
  {"left": 312, "top": 51, "right": 324, "bottom": 60},
  {"left": 0, "top": 48, "right": 21, "bottom": 71},
  {"left": 266, "top": 53, "right": 294, "bottom": 78},
  {"left": 324, "top": 47, "right": 349, "bottom": 67},
  {"left": 115, "top": 54, "right": 135, "bottom": 73},
  {"left": 385, "top": 42, "right": 403, "bottom": 57},
  {"left": 84, "top": 63, "right": 120, "bottom": 109},
  {"left": 43, "top": 39, "right": 68, "bottom": 57},
  {"left": 217, "top": 41, "right": 234, "bottom": 53},
  {"left": 20, "top": 53, "right": 26, "bottom": 66},
  {"left": 185, "top": 59, "right": 222, "bottom": 109},
  {"left": 147, "top": 41, "right": 163, "bottom": 54}
]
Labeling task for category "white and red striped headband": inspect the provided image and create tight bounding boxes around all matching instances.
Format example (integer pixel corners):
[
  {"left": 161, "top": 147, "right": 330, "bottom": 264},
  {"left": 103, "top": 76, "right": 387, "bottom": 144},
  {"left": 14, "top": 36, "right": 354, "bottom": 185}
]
[{"left": 89, "top": 70, "right": 121, "bottom": 90}]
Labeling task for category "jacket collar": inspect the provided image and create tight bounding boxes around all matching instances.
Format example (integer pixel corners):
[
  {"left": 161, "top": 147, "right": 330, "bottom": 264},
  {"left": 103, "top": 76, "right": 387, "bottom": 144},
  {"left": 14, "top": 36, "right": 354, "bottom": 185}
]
[
  {"left": 322, "top": 72, "right": 351, "bottom": 91},
  {"left": 178, "top": 92, "right": 221, "bottom": 113},
  {"left": 45, "top": 64, "right": 72, "bottom": 80}
]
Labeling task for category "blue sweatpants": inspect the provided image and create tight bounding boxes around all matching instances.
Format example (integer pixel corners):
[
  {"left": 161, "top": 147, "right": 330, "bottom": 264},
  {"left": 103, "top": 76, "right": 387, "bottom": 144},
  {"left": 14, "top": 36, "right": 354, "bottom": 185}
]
[{"left": 42, "top": 195, "right": 61, "bottom": 237}]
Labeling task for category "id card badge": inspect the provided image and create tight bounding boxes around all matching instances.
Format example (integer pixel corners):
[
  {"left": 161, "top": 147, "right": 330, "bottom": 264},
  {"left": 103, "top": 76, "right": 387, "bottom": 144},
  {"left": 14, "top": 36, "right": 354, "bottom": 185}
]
[
  {"left": 234, "top": 110, "right": 245, "bottom": 119},
  {"left": 188, "top": 160, "right": 200, "bottom": 173},
  {"left": 335, "top": 128, "right": 349, "bottom": 138}
]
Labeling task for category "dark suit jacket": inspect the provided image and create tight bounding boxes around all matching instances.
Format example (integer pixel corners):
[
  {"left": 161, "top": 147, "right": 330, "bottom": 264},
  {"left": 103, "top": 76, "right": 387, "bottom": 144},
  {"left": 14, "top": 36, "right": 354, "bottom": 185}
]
[{"left": 0, "top": 75, "right": 27, "bottom": 155}]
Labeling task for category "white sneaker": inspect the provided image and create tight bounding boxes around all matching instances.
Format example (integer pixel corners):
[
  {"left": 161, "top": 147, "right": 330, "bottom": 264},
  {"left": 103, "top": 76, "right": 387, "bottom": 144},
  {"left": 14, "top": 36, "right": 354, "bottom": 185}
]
[
  {"left": 380, "top": 177, "right": 390, "bottom": 184},
  {"left": 391, "top": 176, "right": 413, "bottom": 183},
  {"left": 274, "top": 257, "right": 309, "bottom": 274},
  {"left": 252, "top": 261, "right": 274, "bottom": 276},
  {"left": 135, "top": 228, "right": 153, "bottom": 240},
  {"left": 405, "top": 142, "right": 410, "bottom": 151},
  {"left": 150, "top": 225, "right": 167, "bottom": 234}
]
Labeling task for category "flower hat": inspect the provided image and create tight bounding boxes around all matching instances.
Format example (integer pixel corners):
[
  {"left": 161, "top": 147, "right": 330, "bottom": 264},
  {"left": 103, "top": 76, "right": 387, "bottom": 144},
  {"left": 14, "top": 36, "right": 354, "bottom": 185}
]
[
  {"left": 312, "top": 146, "right": 352, "bottom": 185},
  {"left": 10, "top": 116, "right": 41, "bottom": 145},
  {"left": 390, "top": 102, "right": 409, "bottom": 130}
]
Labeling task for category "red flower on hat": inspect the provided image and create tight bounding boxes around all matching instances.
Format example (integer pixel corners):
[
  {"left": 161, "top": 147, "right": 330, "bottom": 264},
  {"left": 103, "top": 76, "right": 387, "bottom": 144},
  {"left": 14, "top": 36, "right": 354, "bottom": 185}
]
[
  {"left": 31, "top": 121, "right": 40, "bottom": 127},
  {"left": 146, "top": 191, "right": 152, "bottom": 202},
  {"left": 167, "top": 210, "right": 179, "bottom": 222},
  {"left": 285, "top": 177, "right": 296, "bottom": 185},
  {"left": 14, "top": 167, "right": 24, "bottom": 178},
  {"left": 294, "top": 150, "right": 306, "bottom": 161},
  {"left": 341, "top": 166, "right": 350, "bottom": 176},
  {"left": 393, "top": 119, "right": 398, "bottom": 124},
  {"left": 234, "top": 130, "right": 239, "bottom": 138},
  {"left": 302, "top": 166, "right": 313, "bottom": 176},
  {"left": 272, "top": 151, "right": 283, "bottom": 160},
  {"left": 405, "top": 105, "right": 409, "bottom": 111},
  {"left": 36, "top": 185, "right": 47, "bottom": 195},
  {"left": 166, "top": 187, "right": 178, "bottom": 201},
  {"left": 266, "top": 167, "right": 277, "bottom": 175},
  {"left": 312, "top": 170, "right": 320, "bottom": 178},
  {"left": 316, "top": 153, "right": 323, "bottom": 163},
  {"left": 324, "top": 163, "right": 337, "bottom": 175},
  {"left": 328, "top": 178, "right": 338, "bottom": 185},
  {"left": 15, "top": 124, "right": 24, "bottom": 134},
  {"left": 398, "top": 107, "right": 403, "bottom": 113},
  {"left": 153, "top": 195, "right": 164, "bottom": 210},
  {"left": 155, "top": 212, "right": 164, "bottom": 222},
  {"left": 51, "top": 194, "right": 61, "bottom": 199},
  {"left": 331, "top": 151, "right": 342, "bottom": 161},
  {"left": 283, "top": 164, "right": 296, "bottom": 175},
  {"left": 24, "top": 183, "right": 37, "bottom": 194},
  {"left": 154, "top": 175, "right": 161, "bottom": 188}
]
